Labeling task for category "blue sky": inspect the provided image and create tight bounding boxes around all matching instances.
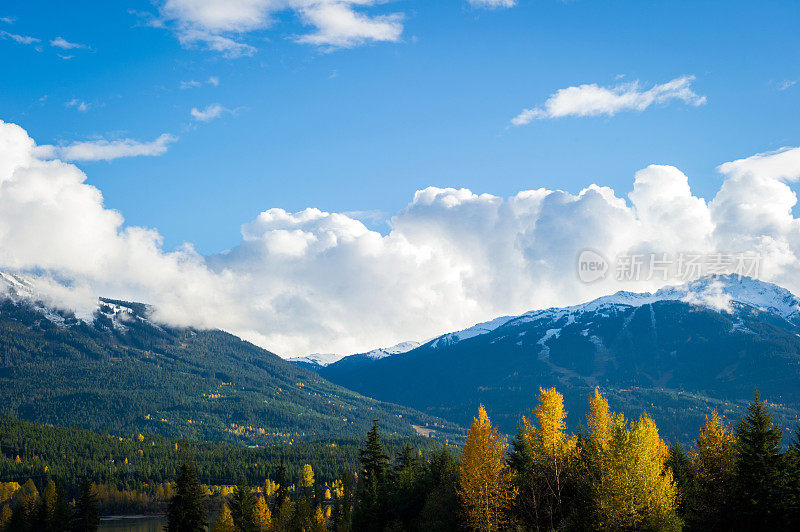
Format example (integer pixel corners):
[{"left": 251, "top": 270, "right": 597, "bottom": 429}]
[
  {"left": 3, "top": 1, "right": 800, "bottom": 354},
  {"left": 2, "top": 0, "right": 797, "bottom": 254}
]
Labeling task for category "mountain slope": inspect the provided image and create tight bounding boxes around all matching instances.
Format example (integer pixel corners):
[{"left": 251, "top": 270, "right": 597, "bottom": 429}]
[
  {"left": 315, "top": 276, "right": 800, "bottom": 442},
  {"left": 0, "top": 274, "right": 462, "bottom": 445}
]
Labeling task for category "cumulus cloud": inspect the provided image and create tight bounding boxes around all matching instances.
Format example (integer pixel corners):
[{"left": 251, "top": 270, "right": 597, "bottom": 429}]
[
  {"left": 468, "top": 0, "right": 517, "bottom": 8},
  {"left": 4, "top": 119, "right": 800, "bottom": 357},
  {"left": 190, "top": 103, "right": 228, "bottom": 121},
  {"left": 512, "top": 75, "right": 706, "bottom": 125},
  {"left": 50, "top": 36, "right": 88, "bottom": 49},
  {"left": 34, "top": 134, "right": 178, "bottom": 162},
  {"left": 155, "top": 0, "right": 404, "bottom": 55}
]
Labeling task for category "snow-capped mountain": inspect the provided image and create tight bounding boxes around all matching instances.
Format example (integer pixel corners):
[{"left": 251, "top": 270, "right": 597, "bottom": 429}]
[
  {"left": 290, "top": 341, "right": 421, "bottom": 368},
  {"left": 426, "top": 274, "right": 800, "bottom": 350},
  {"left": 315, "top": 275, "right": 800, "bottom": 441}
]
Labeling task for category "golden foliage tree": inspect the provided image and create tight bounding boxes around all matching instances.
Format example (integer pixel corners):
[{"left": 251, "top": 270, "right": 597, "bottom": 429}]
[
  {"left": 691, "top": 411, "right": 736, "bottom": 528},
  {"left": 212, "top": 503, "right": 236, "bottom": 532},
  {"left": 301, "top": 464, "right": 315, "bottom": 489},
  {"left": 459, "top": 405, "right": 516, "bottom": 531},
  {"left": 587, "top": 388, "right": 612, "bottom": 451},
  {"left": 596, "top": 412, "right": 681, "bottom": 531},
  {"left": 519, "top": 387, "right": 577, "bottom": 529},
  {"left": 253, "top": 495, "right": 271, "bottom": 532}
]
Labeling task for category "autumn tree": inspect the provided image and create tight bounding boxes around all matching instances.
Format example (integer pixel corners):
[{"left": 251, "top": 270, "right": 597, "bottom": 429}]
[
  {"left": 595, "top": 412, "right": 681, "bottom": 531},
  {"left": 252, "top": 495, "right": 271, "bottom": 532},
  {"left": 458, "top": 405, "right": 516, "bottom": 531},
  {"left": 690, "top": 411, "right": 735, "bottom": 529},
  {"left": 212, "top": 504, "right": 236, "bottom": 532}
]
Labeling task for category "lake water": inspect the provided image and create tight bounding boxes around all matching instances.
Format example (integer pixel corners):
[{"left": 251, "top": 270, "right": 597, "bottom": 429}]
[{"left": 98, "top": 516, "right": 166, "bottom": 531}]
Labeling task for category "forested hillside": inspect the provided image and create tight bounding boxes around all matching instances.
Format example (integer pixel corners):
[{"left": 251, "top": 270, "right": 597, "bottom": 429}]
[{"left": 0, "top": 293, "right": 462, "bottom": 446}]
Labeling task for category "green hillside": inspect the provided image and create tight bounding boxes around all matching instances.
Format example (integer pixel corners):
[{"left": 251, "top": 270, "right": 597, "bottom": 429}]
[{"left": 0, "top": 297, "right": 462, "bottom": 446}]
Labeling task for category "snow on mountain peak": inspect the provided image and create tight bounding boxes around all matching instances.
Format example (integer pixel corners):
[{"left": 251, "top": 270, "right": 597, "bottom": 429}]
[{"left": 429, "top": 275, "right": 800, "bottom": 349}]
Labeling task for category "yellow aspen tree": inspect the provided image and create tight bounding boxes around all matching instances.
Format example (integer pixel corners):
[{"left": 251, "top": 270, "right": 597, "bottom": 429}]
[
  {"left": 212, "top": 504, "right": 236, "bottom": 532},
  {"left": 521, "top": 387, "right": 577, "bottom": 529},
  {"left": 586, "top": 388, "right": 612, "bottom": 451},
  {"left": 692, "top": 411, "right": 736, "bottom": 528},
  {"left": 597, "top": 413, "right": 681, "bottom": 531},
  {"left": 253, "top": 495, "right": 271, "bottom": 532},
  {"left": 313, "top": 505, "right": 327, "bottom": 532},
  {"left": 301, "top": 464, "right": 315, "bottom": 489},
  {"left": 459, "top": 405, "right": 517, "bottom": 532}
]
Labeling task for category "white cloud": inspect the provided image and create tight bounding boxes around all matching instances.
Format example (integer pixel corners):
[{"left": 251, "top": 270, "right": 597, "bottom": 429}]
[
  {"left": 66, "top": 99, "right": 89, "bottom": 112},
  {"left": 156, "top": 0, "right": 405, "bottom": 55},
  {"left": 0, "top": 17, "right": 14, "bottom": 24},
  {"left": 50, "top": 36, "right": 88, "bottom": 49},
  {"left": 180, "top": 76, "right": 219, "bottom": 89},
  {"left": 5, "top": 119, "right": 800, "bottom": 357},
  {"left": 190, "top": 103, "right": 228, "bottom": 121},
  {"left": 34, "top": 134, "right": 178, "bottom": 162},
  {"left": 468, "top": 0, "right": 517, "bottom": 8},
  {"left": 0, "top": 30, "right": 39, "bottom": 45},
  {"left": 511, "top": 75, "right": 706, "bottom": 125},
  {"left": 778, "top": 80, "right": 797, "bottom": 91}
]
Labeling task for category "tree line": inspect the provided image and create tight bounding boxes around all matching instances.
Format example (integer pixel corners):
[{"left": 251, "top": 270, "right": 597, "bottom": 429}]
[{"left": 2, "top": 387, "right": 800, "bottom": 530}]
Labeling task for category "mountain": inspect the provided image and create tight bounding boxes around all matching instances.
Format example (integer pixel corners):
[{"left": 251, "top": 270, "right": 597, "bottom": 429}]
[
  {"left": 313, "top": 275, "right": 800, "bottom": 442},
  {"left": 0, "top": 272, "right": 462, "bottom": 445},
  {"left": 290, "top": 341, "right": 421, "bottom": 372}
]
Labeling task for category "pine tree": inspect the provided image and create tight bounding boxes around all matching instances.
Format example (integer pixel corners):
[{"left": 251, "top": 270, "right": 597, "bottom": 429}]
[
  {"left": 353, "top": 419, "right": 390, "bottom": 531},
  {"left": 229, "top": 476, "right": 257, "bottom": 532},
  {"left": 71, "top": 480, "right": 99, "bottom": 532},
  {"left": 52, "top": 486, "right": 72, "bottom": 532},
  {"left": 783, "top": 426, "right": 800, "bottom": 529},
  {"left": 665, "top": 441, "right": 693, "bottom": 518},
  {"left": 274, "top": 461, "right": 289, "bottom": 508},
  {"left": 212, "top": 504, "right": 236, "bottom": 532},
  {"left": 733, "top": 389, "right": 785, "bottom": 529},
  {"left": 691, "top": 411, "right": 735, "bottom": 529},
  {"left": 166, "top": 460, "right": 208, "bottom": 532},
  {"left": 37, "top": 479, "right": 58, "bottom": 531},
  {"left": 458, "top": 405, "right": 516, "bottom": 532}
]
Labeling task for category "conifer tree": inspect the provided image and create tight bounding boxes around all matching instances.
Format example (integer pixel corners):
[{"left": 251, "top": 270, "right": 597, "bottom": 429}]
[
  {"left": 665, "top": 441, "right": 693, "bottom": 518},
  {"left": 229, "top": 475, "right": 257, "bottom": 532},
  {"left": 52, "top": 486, "right": 72, "bottom": 532},
  {"left": 353, "top": 419, "right": 390, "bottom": 531},
  {"left": 733, "top": 389, "right": 785, "bottom": 529},
  {"left": 71, "top": 480, "right": 99, "bottom": 532},
  {"left": 212, "top": 504, "right": 236, "bottom": 532},
  {"left": 37, "top": 479, "right": 58, "bottom": 531},
  {"left": 166, "top": 460, "right": 207, "bottom": 532},
  {"left": 274, "top": 461, "right": 288, "bottom": 508},
  {"left": 458, "top": 405, "right": 516, "bottom": 532},
  {"left": 784, "top": 426, "right": 800, "bottom": 529}
]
